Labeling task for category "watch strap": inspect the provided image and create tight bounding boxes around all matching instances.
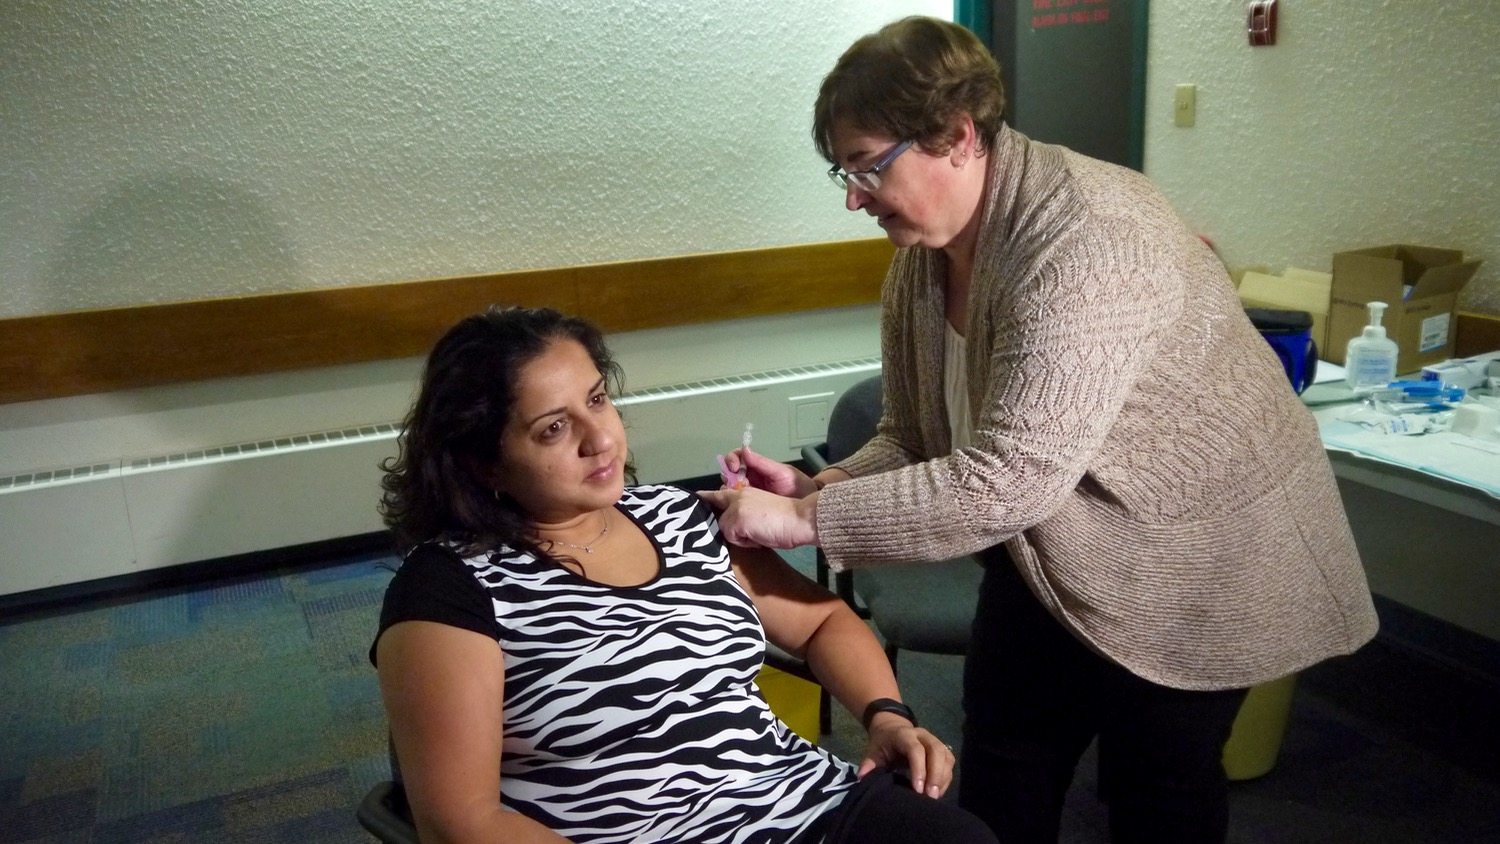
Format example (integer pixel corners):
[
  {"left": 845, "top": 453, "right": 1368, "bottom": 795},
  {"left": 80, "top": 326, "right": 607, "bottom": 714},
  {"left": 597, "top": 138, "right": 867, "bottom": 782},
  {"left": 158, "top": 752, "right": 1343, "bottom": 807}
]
[{"left": 861, "top": 697, "right": 917, "bottom": 731}]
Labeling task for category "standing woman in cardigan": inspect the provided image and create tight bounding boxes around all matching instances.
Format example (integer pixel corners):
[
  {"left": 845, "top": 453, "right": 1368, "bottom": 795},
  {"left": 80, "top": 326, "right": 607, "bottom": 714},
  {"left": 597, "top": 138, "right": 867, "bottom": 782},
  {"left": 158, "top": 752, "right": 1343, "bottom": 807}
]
[{"left": 701, "top": 16, "right": 1376, "bottom": 843}]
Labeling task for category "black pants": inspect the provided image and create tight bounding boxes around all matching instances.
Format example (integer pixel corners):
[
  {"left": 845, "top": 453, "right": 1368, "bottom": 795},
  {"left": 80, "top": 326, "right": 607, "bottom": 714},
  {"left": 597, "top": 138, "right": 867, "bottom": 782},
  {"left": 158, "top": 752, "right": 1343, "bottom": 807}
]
[
  {"left": 799, "top": 768, "right": 998, "bottom": 844},
  {"left": 958, "top": 556, "right": 1249, "bottom": 843}
]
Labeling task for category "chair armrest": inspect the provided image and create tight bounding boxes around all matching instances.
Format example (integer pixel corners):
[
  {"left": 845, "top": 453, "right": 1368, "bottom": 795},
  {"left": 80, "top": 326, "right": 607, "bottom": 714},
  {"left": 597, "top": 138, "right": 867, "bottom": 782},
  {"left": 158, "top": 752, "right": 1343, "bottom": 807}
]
[
  {"left": 357, "top": 781, "right": 418, "bottom": 844},
  {"left": 801, "top": 443, "right": 830, "bottom": 473},
  {"left": 764, "top": 643, "right": 819, "bottom": 684}
]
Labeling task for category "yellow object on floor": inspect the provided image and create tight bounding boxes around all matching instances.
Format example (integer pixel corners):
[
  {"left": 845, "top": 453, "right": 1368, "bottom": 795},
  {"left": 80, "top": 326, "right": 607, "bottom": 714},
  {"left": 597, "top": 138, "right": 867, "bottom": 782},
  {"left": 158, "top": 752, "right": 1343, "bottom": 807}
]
[
  {"left": 755, "top": 664, "right": 822, "bottom": 743},
  {"left": 1222, "top": 673, "right": 1297, "bottom": 780}
]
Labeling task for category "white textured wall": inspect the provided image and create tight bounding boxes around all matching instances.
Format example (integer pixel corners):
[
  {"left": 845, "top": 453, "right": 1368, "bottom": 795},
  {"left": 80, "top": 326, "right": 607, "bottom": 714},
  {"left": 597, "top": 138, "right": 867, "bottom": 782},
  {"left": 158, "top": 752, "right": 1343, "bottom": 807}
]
[
  {"left": 1143, "top": 0, "right": 1500, "bottom": 314},
  {"left": 3, "top": 2, "right": 949, "bottom": 478},
  {"left": 7, "top": 1, "right": 1498, "bottom": 579},
  {"left": 0, "top": 0, "right": 945, "bottom": 318}
]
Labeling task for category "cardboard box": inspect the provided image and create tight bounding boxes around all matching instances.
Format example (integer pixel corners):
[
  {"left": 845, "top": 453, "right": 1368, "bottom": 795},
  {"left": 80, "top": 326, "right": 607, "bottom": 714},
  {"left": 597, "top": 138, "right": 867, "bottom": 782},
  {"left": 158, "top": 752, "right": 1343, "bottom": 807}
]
[
  {"left": 1237, "top": 267, "right": 1332, "bottom": 351},
  {"left": 1327, "top": 245, "right": 1481, "bottom": 372}
]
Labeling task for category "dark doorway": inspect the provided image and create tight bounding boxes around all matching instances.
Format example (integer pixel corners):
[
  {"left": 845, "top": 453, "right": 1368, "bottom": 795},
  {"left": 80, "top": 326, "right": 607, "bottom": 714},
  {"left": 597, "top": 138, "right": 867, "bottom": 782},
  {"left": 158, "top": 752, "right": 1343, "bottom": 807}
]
[{"left": 991, "top": 0, "right": 1149, "bottom": 170}]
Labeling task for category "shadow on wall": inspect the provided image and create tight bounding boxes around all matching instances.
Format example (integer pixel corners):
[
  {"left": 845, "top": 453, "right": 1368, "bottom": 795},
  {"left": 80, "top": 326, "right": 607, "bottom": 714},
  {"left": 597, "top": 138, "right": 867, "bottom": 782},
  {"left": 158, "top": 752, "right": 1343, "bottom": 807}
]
[
  {"left": 41, "top": 171, "right": 303, "bottom": 315},
  {"left": 29, "top": 173, "right": 376, "bottom": 571}
]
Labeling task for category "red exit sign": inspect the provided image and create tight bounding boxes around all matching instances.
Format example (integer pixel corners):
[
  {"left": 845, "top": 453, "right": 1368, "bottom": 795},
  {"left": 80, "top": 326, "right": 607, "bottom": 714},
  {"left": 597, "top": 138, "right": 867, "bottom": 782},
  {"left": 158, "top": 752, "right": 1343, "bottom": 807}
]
[{"left": 1032, "top": 0, "right": 1112, "bottom": 29}]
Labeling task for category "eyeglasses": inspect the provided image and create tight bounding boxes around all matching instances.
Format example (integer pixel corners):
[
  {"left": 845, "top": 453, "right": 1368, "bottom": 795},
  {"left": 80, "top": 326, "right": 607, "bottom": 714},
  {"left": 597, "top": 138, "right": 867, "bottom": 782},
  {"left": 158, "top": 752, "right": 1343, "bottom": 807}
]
[{"left": 827, "top": 140, "right": 914, "bottom": 192}]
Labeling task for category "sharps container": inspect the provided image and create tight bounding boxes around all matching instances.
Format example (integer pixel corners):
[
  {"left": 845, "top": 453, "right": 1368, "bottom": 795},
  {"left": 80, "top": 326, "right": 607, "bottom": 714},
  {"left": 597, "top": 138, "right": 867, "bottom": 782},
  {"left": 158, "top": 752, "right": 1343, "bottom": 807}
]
[{"left": 1245, "top": 308, "right": 1319, "bottom": 394}]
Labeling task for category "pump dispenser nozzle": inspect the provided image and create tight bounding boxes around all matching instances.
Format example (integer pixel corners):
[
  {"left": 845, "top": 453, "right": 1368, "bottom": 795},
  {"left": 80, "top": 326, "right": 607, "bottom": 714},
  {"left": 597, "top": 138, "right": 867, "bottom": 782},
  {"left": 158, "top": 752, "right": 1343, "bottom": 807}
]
[{"left": 1363, "top": 301, "right": 1389, "bottom": 339}]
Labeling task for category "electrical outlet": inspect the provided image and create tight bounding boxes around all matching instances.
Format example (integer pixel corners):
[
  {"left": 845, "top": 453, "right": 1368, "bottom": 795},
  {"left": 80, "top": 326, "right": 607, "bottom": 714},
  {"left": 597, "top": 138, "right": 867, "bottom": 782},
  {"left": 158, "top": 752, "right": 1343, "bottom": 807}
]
[{"left": 788, "top": 392, "right": 833, "bottom": 447}]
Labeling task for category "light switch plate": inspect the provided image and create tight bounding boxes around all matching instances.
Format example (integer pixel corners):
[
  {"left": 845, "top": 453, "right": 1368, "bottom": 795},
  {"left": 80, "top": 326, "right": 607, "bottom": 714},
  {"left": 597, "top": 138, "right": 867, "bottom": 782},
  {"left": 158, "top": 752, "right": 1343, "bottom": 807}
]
[{"left": 1174, "top": 84, "right": 1197, "bottom": 128}]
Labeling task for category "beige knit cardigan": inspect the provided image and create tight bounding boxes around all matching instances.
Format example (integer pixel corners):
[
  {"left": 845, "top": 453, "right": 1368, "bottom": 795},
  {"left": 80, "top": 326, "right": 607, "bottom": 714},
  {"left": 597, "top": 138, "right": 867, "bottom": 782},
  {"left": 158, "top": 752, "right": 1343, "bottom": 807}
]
[{"left": 818, "top": 127, "right": 1377, "bottom": 690}]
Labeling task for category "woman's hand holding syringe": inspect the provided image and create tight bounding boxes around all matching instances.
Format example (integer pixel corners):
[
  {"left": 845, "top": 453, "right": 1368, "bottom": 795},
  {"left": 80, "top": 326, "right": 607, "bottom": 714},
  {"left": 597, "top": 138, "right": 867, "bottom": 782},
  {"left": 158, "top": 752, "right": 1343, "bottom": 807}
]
[{"left": 716, "top": 423, "right": 821, "bottom": 498}]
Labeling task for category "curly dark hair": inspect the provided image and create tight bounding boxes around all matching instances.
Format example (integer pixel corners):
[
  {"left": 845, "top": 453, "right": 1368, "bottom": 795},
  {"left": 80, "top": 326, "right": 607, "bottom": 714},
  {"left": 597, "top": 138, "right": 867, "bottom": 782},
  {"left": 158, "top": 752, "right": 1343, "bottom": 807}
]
[
  {"left": 812, "top": 16, "right": 1006, "bottom": 162},
  {"left": 379, "top": 306, "right": 630, "bottom": 555}
]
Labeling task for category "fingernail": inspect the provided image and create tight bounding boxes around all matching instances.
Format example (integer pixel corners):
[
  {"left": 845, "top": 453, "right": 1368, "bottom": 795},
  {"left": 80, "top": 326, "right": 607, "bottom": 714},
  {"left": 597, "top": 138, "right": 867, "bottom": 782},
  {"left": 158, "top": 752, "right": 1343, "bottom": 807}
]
[
  {"left": 913, "top": 778, "right": 924, "bottom": 792},
  {"left": 927, "top": 785, "right": 940, "bottom": 797}
]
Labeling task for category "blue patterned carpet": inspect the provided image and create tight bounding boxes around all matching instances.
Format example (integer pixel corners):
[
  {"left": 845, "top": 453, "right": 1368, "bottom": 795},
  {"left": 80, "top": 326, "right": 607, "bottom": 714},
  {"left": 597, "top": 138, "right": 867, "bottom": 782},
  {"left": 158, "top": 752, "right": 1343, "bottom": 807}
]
[
  {"left": 1, "top": 553, "right": 398, "bottom": 843},
  {"left": 5, "top": 546, "right": 1499, "bottom": 842}
]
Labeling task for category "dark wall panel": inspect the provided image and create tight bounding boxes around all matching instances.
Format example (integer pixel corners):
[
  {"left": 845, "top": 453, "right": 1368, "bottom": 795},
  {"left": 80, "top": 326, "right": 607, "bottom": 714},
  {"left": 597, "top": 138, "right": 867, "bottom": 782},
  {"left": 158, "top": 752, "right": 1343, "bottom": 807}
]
[{"left": 992, "top": 0, "right": 1148, "bottom": 170}]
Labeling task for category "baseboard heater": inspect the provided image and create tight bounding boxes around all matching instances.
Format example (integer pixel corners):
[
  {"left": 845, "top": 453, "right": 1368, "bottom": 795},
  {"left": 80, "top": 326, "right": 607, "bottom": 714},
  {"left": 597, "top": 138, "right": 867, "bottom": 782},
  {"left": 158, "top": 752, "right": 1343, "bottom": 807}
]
[{"left": 0, "top": 358, "right": 879, "bottom": 597}]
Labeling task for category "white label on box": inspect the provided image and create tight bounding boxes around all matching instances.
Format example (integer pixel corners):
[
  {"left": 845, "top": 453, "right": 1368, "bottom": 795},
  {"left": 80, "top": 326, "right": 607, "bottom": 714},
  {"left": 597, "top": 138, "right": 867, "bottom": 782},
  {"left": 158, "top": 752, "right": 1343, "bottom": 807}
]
[{"left": 1420, "top": 312, "right": 1451, "bottom": 352}]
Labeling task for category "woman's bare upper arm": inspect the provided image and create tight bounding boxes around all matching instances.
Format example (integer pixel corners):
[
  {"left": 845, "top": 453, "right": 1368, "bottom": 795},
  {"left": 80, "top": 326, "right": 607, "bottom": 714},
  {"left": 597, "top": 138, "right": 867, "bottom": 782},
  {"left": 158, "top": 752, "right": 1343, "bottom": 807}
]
[
  {"left": 376, "top": 620, "right": 507, "bottom": 834},
  {"left": 729, "top": 545, "right": 843, "bottom": 658}
]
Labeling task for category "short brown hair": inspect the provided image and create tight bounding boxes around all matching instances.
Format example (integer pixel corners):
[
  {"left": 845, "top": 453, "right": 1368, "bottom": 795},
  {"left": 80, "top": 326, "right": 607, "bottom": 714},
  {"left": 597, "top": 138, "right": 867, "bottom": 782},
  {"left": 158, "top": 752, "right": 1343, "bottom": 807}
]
[{"left": 812, "top": 16, "right": 1005, "bottom": 162}]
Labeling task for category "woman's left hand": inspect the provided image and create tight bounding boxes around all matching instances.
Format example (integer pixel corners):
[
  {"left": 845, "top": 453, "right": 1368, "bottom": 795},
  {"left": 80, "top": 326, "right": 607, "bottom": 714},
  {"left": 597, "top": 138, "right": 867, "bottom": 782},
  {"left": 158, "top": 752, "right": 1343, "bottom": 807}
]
[
  {"left": 858, "top": 718, "right": 957, "bottom": 798},
  {"left": 696, "top": 486, "right": 818, "bottom": 549}
]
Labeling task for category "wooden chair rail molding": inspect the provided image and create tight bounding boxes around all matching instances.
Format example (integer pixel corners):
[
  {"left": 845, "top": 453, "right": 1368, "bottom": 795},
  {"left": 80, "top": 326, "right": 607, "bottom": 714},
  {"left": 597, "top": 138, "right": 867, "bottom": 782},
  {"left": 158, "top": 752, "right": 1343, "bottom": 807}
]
[{"left": 0, "top": 239, "right": 894, "bottom": 405}]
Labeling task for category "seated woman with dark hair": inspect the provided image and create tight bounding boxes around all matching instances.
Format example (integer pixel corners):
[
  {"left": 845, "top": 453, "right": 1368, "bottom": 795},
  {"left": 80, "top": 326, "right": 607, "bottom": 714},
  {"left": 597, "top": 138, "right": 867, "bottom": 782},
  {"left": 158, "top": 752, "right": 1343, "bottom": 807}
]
[{"left": 370, "top": 306, "right": 996, "bottom": 844}]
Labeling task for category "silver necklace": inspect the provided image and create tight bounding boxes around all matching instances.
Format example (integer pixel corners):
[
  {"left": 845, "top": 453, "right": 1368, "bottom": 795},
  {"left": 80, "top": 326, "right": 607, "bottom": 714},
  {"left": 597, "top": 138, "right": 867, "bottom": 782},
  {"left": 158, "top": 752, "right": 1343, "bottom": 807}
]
[{"left": 545, "top": 510, "right": 611, "bottom": 554}]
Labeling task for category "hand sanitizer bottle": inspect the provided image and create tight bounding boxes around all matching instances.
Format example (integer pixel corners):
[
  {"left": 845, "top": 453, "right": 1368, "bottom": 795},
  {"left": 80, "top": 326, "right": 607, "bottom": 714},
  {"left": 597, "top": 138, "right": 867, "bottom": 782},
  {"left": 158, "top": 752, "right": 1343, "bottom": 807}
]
[{"left": 1345, "top": 301, "right": 1399, "bottom": 393}]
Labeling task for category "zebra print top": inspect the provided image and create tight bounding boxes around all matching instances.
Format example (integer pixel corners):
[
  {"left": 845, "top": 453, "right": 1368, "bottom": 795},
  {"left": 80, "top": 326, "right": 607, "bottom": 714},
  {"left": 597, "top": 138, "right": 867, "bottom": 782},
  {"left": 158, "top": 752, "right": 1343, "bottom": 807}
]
[{"left": 374, "top": 484, "right": 858, "bottom": 843}]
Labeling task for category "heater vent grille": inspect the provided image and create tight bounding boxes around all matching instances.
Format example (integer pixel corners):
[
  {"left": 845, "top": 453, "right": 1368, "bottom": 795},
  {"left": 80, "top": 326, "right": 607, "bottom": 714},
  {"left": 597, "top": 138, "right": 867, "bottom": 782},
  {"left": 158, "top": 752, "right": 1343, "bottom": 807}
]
[
  {"left": 0, "top": 462, "right": 119, "bottom": 491},
  {"left": 1, "top": 358, "right": 880, "bottom": 596},
  {"left": 123, "top": 423, "right": 404, "bottom": 473}
]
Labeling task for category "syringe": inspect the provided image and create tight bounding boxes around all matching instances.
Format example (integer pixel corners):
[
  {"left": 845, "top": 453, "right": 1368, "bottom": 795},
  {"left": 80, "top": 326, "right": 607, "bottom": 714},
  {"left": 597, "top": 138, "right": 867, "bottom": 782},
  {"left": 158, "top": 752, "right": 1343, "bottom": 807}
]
[{"left": 715, "top": 423, "right": 755, "bottom": 490}]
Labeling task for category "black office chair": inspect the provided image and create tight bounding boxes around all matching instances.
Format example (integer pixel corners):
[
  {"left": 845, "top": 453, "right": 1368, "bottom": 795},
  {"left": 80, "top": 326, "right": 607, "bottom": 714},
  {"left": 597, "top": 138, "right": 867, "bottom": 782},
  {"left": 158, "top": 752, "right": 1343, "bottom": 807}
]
[
  {"left": 356, "top": 647, "right": 822, "bottom": 842},
  {"left": 802, "top": 374, "right": 983, "bottom": 676},
  {"left": 356, "top": 735, "right": 416, "bottom": 844}
]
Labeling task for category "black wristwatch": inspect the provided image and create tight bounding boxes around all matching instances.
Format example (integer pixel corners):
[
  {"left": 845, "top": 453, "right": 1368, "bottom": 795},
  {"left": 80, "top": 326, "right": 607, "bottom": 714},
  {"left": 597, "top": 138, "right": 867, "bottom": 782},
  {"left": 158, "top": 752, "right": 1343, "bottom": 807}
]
[{"left": 861, "top": 697, "right": 917, "bottom": 731}]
